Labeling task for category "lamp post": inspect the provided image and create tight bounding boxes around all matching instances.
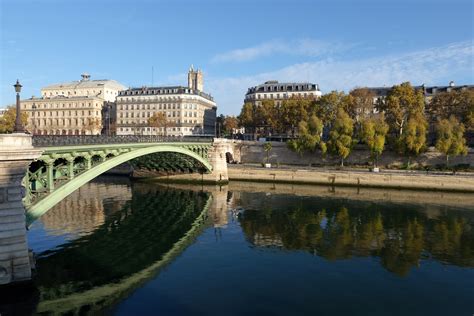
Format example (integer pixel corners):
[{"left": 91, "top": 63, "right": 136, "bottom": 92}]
[
  {"left": 107, "top": 104, "right": 111, "bottom": 136},
  {"left": 32, "top": 103, "right": 37, "bottom": 135},
  {"left": 13, "top": 79, "right": 24, "bottom": 133}
]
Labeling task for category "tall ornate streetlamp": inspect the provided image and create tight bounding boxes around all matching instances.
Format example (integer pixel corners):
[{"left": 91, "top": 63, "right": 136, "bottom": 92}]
[
  {"left": 32, "top": 103, "right": 37, "bottom": 135},
  {"left": 13, "top": 80, "right": 24, "bottom": 133}
]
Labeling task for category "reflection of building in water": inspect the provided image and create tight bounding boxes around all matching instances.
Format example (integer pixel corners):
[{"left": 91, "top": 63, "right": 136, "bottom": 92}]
[{"left": 40, "top": 182, "right": 132, "bottom": 237}]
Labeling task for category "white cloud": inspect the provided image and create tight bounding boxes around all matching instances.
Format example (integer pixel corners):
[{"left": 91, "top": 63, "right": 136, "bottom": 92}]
[
  {"left": 211, "top": 39, "right": 351, "bottom": 63},
  {"left": 207, "top": 41, "right": 474, "bottom": 115}
]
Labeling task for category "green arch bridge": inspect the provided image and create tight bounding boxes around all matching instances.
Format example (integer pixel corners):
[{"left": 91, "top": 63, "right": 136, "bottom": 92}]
[{"left": 23, "top": 136, "right": 216, "bottom": 224}]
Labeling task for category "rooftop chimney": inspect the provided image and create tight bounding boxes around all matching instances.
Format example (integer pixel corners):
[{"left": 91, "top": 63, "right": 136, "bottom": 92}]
[{"left": 81, "top": 73, "right": 91, "bottom": 81}]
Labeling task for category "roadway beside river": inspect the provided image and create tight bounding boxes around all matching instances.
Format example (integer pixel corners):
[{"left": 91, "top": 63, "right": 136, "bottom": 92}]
[{"left": 227, "top": 164, "right": 474, "bottom": 192}]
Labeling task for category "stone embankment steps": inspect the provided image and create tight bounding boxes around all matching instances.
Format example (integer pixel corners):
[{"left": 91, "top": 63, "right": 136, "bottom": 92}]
[{"left": 227, "top": 165, "right": 474, "bottom": 192}]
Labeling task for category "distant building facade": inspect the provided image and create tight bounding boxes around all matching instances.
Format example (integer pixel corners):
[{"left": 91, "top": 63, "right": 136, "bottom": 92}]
[
  {"left": 245, "top": 81, "right": 322, "bottom": 106},
  {"left": 21, "top": 74, "right": 126, "bottom": 135},
  {"left": 367, "top": 81, "right": 474, "bottom": 104},
  {"left": 116, "top": 67, "right": 217, "bottom": 136}
]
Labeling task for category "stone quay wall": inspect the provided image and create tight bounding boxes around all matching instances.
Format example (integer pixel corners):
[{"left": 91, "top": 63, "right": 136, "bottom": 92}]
[{"left": 227, "top": 165, "right": 474, "bottom": 192}]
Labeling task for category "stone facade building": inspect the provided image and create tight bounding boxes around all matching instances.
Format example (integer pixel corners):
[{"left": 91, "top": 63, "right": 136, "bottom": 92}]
[
  {"left": 367, "top": 81, "right": 474, "bottom": 105},
  {"left": 116, "top": 67, "right": 217, "bottom": 136},
  {"left": 21, "top": 74, "right": 126, "bottom": 135},
  {"left": 245, "top": 80, "right": 322, "bottom": 106}
]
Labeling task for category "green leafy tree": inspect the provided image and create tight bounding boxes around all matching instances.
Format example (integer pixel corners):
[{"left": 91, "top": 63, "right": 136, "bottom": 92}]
[
  {"left": 399, "top": 112, "right": 428, "bottom": 166},
  {"left": 378, "top": 82, "right": 425, "bottom": 137},
  {"left": 287, "top": 115, "right": 327, "bottom": 161},
  {"left": 0, "top": 106, "right": 28, "bottom": 134},
  {"left": 327, "top": 108, "right": 354, "bottom": 166},
  {"left": 287, "top": 138, "right": 305, "bottom": 156},
  {"left": 435, "top": 116, "right": 468, "bottom": 167},
  {"left": 360, "top": 115, "right": 389, "bottom": 167},
  {"left": 263, "top": 142, "right": 272, "bottom": 163}
]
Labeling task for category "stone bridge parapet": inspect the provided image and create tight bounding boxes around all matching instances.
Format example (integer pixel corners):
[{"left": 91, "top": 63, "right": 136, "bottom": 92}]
[{"left": 0, "top": 134, "right": 43, "bottom": 286}]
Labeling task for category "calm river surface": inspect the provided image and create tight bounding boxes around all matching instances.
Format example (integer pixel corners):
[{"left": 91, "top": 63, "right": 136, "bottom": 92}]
[{"left": 12, "top": 177, "right": 474, "bottom": 315}]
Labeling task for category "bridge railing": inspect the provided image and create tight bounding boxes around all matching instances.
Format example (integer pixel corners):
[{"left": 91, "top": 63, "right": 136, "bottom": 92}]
[{"left": 32, "top": 135, "right": 214, "bottom": 147}]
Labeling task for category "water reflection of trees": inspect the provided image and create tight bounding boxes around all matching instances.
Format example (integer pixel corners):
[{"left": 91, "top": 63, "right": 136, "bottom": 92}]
[
  {"left": 34, "top": 185, "right": 210, "bottom": 303},
  {"left": 238, "top": 196, "right": 474, "bottom": 276}
]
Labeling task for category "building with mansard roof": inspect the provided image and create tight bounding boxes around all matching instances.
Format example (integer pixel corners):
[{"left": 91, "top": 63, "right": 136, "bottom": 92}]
[
  {"left": 116, "top": 66, "right": 217, "bottom": 136},
  {"left": 21, "top": 73, "right": 126, "bottom": 135},
  {"left": 245, "top": 80, "right": 322, "bottom": 106}
]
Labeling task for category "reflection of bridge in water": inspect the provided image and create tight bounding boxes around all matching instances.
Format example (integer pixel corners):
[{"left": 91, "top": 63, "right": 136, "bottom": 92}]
[{"left": 32, "top": 181, "right": 216, "bottom": 314}]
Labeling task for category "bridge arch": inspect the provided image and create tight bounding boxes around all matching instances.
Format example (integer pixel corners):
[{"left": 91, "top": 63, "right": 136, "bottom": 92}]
[{"left": 26, "top": 145, "right": 212, "bottom": 223}]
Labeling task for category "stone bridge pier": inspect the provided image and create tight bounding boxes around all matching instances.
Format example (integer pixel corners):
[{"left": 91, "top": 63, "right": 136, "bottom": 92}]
[
  {"left": 152, "top": 138, "right": 240, "bottom": 184},
  {"left": 0, "top": 134, "right": 42, "bottom": 286}
]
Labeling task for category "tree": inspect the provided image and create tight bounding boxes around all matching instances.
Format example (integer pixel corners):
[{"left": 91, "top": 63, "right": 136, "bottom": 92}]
[
  {"left": 428, "top": 89, "right": 474, "bottom": 131},
  {"left": 378, "top": 82, "right": 424, "bottom": 137},
  {"left": 263, "top": 142, "right": 272, "bottom": 163},
  {"left": 287, "top": 114, "right": 327, "bottom": 163},
  {"left": 399, "top": 112, "right": 428, "bottom": 166},
  {"left": 348, "top": 88, "right": 376, "bottom": 122},
  {"left": 280, "top": 97, "right": 312, "bottom": 136},
  {"left": 360, "top": 115, "right": 389, "bottom": 167},
  {"left": 287, "top": 138, "right": 305, "bottom": 156},
  {"left": 435, "top": 116, "right": 468, "bottom": 167},
  {"left": 148, "top": 112, "right": 169, "bottom": 136},
  {"left": 223, "top": 116, "right": 239, "bottom": 136},
  {"left": 84, "top": 117, "right": 101, "bottom": 135},
  {"left": 317, "top": 91, "right": 350, "bottom": 122},
  {"left": 238, "top": 102, "right": 256, "bottom": 135},
  {"left": 259, "top": 100, "right": 281, "bottom": 135},
  {"left": 327, "top": 108, "right": 354, "bottom": 166},
  {"left": 0, "top": 106, "right": 28, "bottom": 134}
]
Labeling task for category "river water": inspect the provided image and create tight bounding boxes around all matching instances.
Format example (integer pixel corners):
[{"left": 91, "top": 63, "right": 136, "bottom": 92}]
[{"left": 7, "top": 177, "right": 474, "bottom": 315}]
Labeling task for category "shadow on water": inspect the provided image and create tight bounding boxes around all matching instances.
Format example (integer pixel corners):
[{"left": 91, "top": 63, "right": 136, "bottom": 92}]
[{"left": 1, "top": 182, "right": 212, "bottom": 315}]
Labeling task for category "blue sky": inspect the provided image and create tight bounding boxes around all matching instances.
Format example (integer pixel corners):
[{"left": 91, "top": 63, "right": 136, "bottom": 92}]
[{"left": 1, "top": 0, "right": 473, "bottom": 115}]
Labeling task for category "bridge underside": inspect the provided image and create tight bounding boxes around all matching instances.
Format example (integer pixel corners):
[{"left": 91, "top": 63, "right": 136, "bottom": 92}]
[
  {"left": 129, "top": 152, "right": 210, "bottom": 174},
  {"left": 24, "top": 143, "right": 212, "bottom": 223}
]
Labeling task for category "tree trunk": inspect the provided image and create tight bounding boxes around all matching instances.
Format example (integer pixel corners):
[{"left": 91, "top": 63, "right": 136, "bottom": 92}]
[
  {"left": 341, "top": 157, "right": 344, "bottom": 167},
  {"left": 446, "top": 155, "right": 449, "bottom": 168}
]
